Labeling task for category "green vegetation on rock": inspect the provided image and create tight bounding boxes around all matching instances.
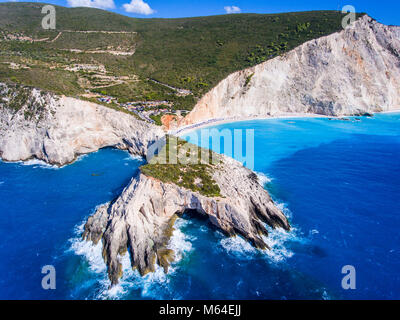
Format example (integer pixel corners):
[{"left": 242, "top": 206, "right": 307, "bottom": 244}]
[
  {"left": 140, "top": 137, "right": 222, "bottom": 197},
  {"left": 0, "top": 3, "right": 364, "bottom": 112},
  {"left": 245, "top": 73, "right": 255, "bottom": 86},
  {"left": 0, "top": 82, "right": 46, "bottom": 120},
  {"left": 149, "top": 113, "right": 164, "bottom": 126}
]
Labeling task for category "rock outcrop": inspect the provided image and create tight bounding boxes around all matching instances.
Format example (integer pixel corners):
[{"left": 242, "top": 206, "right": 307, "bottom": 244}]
[
  {"left": 0, "top": 83, "right": 164, "bottom": 165},
  {"left": 83, "top": 155, "right": 290, "bottom": 285},
  {"left": 0, "top": 82, "right": 291, "bottom": 285},
  {"left": 179, "top": 15, "right": 400, "bottom": 127}
]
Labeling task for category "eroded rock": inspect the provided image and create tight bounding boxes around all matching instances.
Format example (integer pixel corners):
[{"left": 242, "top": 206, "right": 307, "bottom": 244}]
[
  {"left": 179, "top": 15, "right": 400, "bottom": 127},
  {"left": 83, "top": 156, "right": 290, "bottom": 285},
  {"left": 0, "top": 83, "right": 164, "bottom": 166}
]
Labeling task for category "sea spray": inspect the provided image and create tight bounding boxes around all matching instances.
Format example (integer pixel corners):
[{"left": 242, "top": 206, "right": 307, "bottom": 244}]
[
  {"left": 124, "top": 153, "right": 144, "bottom": 161},
  {"left": 219, "top": 202, "right": 304, "bottom": 264},
  {"left": 218, "top": 228, "right": 300, "bottom": 263},
  {"left": 219, "top": 235, "right": 258, "bottom": 260},
  {"left": 275, "top": 201, "right": 293, "bottom": 220},
  {"left": 21, "top": 159, "right": 60, "bottom": 169},
  {"left": 104, "top": 219, "right": 195, "bottom": 300},
  {"left": 255, "top": 171, "right": 272, "bottom": 187},
  {"left": 260, "top": 227, "right": 299, "bottom": 263},
  {"left": 68, "top": 217, "right": 194, "bottom": 300},
  {"left": 167, "top": 219, "right": 195, "bottom": 260},
  {"left": 20, "top": 153, "right": 90, "bottom": 169}
]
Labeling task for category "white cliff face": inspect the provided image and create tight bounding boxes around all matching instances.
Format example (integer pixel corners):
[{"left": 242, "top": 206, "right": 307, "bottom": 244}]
[
  {"left": 182, "top": 15, "right": 400, "bottom": 126},
  {"left": 0, "top": 82, "right": 290, "bottom": 284},
  {"left": 83, "top": 156, "right": 290, "bottom": 285},
  {"left": 0, "top": 83, "right": 164, "bottom": 165}
]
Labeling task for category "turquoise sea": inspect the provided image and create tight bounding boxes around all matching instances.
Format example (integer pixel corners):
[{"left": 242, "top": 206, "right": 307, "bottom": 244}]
[{"left": 0, "top": 112, "right": 399, "bottom": 299}]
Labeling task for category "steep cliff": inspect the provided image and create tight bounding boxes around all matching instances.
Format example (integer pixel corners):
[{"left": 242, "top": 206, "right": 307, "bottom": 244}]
[
  {"left": 83, "top": 155, "right": 290, "bottom": 285},
  {"left": 179, "top": 15, "right": 400, "bottom": 126},
  {"left": 0, "top": 82, "right": 290, "bottom": 285},
  {"left": 0, "top": 83, "right": 164, "bottom": 166}
]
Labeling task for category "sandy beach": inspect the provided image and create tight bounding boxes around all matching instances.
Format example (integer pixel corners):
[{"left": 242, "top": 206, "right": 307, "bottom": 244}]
[
  {"left": 172, "top": 113, "right": 331, "bottom": 136},
  {"left": 172, "top": 110, "right": 400, "bottom": 136}
]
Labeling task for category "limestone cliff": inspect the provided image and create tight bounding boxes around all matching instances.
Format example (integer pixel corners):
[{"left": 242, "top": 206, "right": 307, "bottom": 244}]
[
  {"left": 0, "top": 83, "right": 164, "bottom": 165},
  {"left": 179, "top": 15, "right": 400, "bottom": 127},
  {"left": 0, "top": 82, "right": 290, "bottom": 285},
  {"left": 83, "top": 155, "right": 290, "bottom": 285}
]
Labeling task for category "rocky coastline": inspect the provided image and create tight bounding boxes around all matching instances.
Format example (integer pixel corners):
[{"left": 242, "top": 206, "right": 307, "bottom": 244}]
[
  {"left": 3, "top": 14, "right": 400, "bottom": 286},
  {"left": 0, "top": 83, "right": 291, "bottom": 285},
  {"left": 163, "top": 15, "right": 400, "bottom": 130},
  {"left": 82, "top": 155, "right": 290, "bottom": 285},
  {"left": 0, "top": 82, "right": 164, "bottom": 166}
]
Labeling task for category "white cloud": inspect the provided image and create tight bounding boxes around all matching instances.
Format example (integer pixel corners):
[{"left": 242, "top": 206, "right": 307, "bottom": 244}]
[
  {"left": 224, "top": 6, "right": 241, "bottom": 14},
  {"left": 67, "top": 0, "right": 116, "bottom": 10},
  {"left": 123, "top": 0, "right": 155, "bottom": 15}
]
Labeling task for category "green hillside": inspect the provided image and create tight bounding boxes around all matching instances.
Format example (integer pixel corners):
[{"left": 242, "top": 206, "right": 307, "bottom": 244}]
[{"left": 0, "top": 2, "right": 364, "bottom": 111}]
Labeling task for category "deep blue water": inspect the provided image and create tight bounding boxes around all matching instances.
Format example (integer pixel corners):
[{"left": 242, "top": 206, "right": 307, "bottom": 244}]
[
  {"left": 0, "top": 149, "right": 143, "bottom": 299},
  {"left": 0, "top": 113, "right": 399, "bottom": 299}
]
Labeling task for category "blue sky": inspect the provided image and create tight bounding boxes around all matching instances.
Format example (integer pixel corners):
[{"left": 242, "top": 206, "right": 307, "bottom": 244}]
[{"left": 3, "top": 0, "right": 400, "bottom": 25}]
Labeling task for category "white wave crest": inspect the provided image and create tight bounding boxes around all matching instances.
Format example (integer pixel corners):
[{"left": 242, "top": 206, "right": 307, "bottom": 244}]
[
  {"left": 70, "top": 237, "right": 107, "bottom": 274},
  {"left": 73, "top": 154, "right": 89, "bottom": 163},
  {"left": 67, "top": 216, "right": 193, "bottom": 300},
  {"left": 220, "top": 224, "right": 304, "bottom": 264},
  {"left": 21, "top": 159, "right": 59, "bottom": 169},
  {"left": 220, "top": 236, "right": 258, "bottom": 259},
  {"left": 261, "top": 227, "right": 299, "bottom": 263},
  {"left": 124, "top": 153, "right": 143, "bottom": 161},
  {"left": 17, "top": 153, "right": 90, "bottom": 169},
  {"left": 167, "top": 219, "right": 194, "bottom": 260},
  {"left": 98, "top": 218, "right": 194, "bottom": 300},
  {"left": 255, "top": 171, "right": 272, "bottom": 186},
  {"left": 275, "top": 201, "right": 293, "bottom": 220}
]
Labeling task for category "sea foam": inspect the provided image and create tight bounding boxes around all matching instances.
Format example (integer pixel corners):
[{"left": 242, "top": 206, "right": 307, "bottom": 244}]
[
  {"left": 255, "top": 171, "right": 272, "bottom": 186},
  {"left": 261, "top": 228, "right": 298, "bottom": 263},
  {"left": 124, "top": 153, "right": 143, "bottom": 161},
  {"left": 21, "top": 159, "right": 59, "bottom": 169},
  {"left": 219, "top": 200, "right": 304, "bottom": 264},
  {"left": 219, "top": 226, "right": 303, "bottom": 264},
  {"left": 19, "top": 153, "right": 89, "bottom": 169},
  {"left": 220, "top": 235, "right": 258, "bottom": 260},
  {"left": 68, "top": 216, "right": 193, "bottom": 300}
]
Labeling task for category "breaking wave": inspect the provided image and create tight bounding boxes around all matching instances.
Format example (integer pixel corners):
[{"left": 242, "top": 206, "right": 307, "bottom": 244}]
[
  {"left": 68, "top": 216, "right": 193, "bottom": 300},
  {"left": 219, "top": 235, "right": 258, "bottom": 259},
  {"left": 260, "top": 227, "right": 301, "bottom": 263},
  {"left": 219, "top": 203, "right": 304, "bottom": 263},
  {"left": 21, "top": 159, "right": 59, "bottom": 169},
  {"left": 275, "top": 200, "right": 293, "bottom": 220},
  {"left": 219, "top": 227, "right": 302, "bottom": 264},
  {"left": 255, "top": 171, "right": 272, "bottom": 186},
  {"left": 19, "top": 153, "right": 90, "bottom": 169},
  {"left": 124, "top": 153, "right": 143, "bottom": 161}
]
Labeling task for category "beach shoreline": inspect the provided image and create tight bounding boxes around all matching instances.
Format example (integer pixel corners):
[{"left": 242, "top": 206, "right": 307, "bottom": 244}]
[
  {"left": 172, "top": 110, "right": 400, "bottom": 136},
  {"left": 173, "top": 114, "right": 332, "bottom": 136},
  {"left": 172, "top": 113, "right": 328, "bottom": 136}
]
